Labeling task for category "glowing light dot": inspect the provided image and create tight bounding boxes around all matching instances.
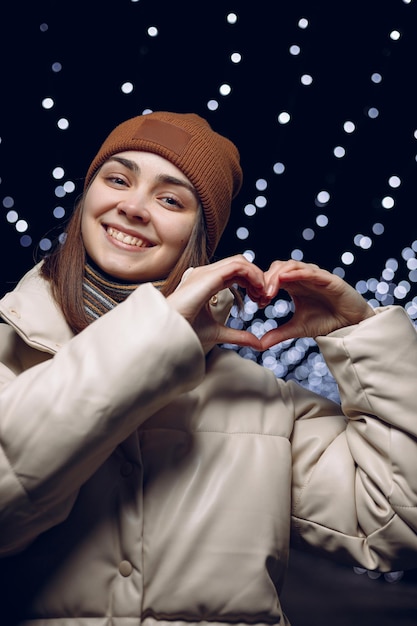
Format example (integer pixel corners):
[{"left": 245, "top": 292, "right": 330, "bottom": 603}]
[
  {"left": 372, "top": 222, "right": 384, "bottom": 235},
  {"left": 148, "top": 26, "right": 158, "bottom": 37},
  {"left": 301, "top": 74, "right": 313, "bottom": 85},
  {"left": 316, "top": 190, "right": 330, "bottom": 204},
  {"left": 289, "top": 45, "right": 301, "bottom": 55},
  {"left": 334, "top": 146, "right": 345, "bottom": 158},
  {"left": 53, "top": 206, "right": 65, "bottom": 218},
  {"left": 244, "top": 204, "right": 256, "bottom": 216},
  {"left": 236, "top": 227, "right": 249, "bottom": 240},
  {"left": 255, "top": 195, "right": 267, "bottom": 208},
  {"left": 42, "top": 97, "right": 54, "bottom": 109},
  {"left": 55, "top": 185, "right": 66, "bottom": 198},
  {"left": 367, "top": 107, "right": 379, "bottom": 118},
  {"left": 227, "top": 13, "right": 238, "bottom": 24},
  {"left": 52, "top": 167, "right": 64, "bottom": 180},
  {"left": 390, "top": 30, "right": 401, "bottom": 40},
  {"left": 291, "top": 249, "right": 304, "bottom": 260},
  {"left": 20, "top": 235, "right": 32, "bottom": 247},
  {"left": 6, "top": 210, "right": 18, "bottom": 223},
  {"left": 256, "top": 178, "right": 267, "bottom": 191},
  {"left": 388, "top": 175, "right": 401, "bottom": 188},
  {"left": 16, "top": 219, "right": 28, "bottom": 233},
  {"left": 316, "top": 214, "right": 329, "bottom": 227},
  {"left": 219, "top": 83, "right": 232, "bottom": 96},
  {"left": 121, "top": 82, "right": 134, "bottom": 94},
  {"left": 302, "top": 228, "right": 315, "bottom": 240},
  {"left": 273, "top": 162, "right": 285, "bottom": 174},
  {"left": 278, "top": 111, "right": 291, "bottom": 124},
  {"left": 52, "top": 62, "right": 62, "bottom": 73},
  {"left": 343, "top": 121, "right": 355, "bottom": 133},
  {"left": 2, "top": 196, "right": 14, "bottom": 208},
  {"left": 57, "top": 118, "right": 69, "bottom": 130},
  {"left": 40, "top": 23, "right": 48, "bottom": 32},
  {"left": 371, "top": 72, "right": 382, "bottom": 83},
  {"left": 230, "top": 52, "right": 241, "bottom": 63},
  {"left": 63, "top": 181, "right": 75, "bottom": 193},
  {"left": 341, "top": 252, "right": 354, "bottom": 265},
  {"left": 207, "top": 100, "right": 219, "bottom": 111},
  {"left": 39, "top": 238, "right": 52, "bottom": 251},
  {"left": 359, "top": 236, "right": 372, "bottom": 249},
  {"left": 243, "top": 249, "right": 255, "bottom": 262},
  {"left": 382, "top": 196, "right": 394, "bottom": 209},
  {"left": 298, "top": 18, "right": 309, "bottom": 28}
]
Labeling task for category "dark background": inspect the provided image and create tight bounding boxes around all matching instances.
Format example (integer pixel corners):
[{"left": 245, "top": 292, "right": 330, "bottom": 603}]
[{"left": 1, "top": 1, "right": 417, "bottom": 623}]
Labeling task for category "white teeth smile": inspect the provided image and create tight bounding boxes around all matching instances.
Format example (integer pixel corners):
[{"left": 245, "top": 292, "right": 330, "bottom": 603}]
[{"left": 107, "top": 226, "right": 151, "bottom": 248}]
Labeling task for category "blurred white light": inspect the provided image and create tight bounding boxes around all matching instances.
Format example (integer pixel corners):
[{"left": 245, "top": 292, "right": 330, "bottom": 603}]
[
  {"left": 16, "top": 219, "right": 28, "bottom": 233},
  {"left": 244, "top": 203, "right": 256, "bottom": 216},
  {"left": 6, "top": 210, "right": 18, "bottom": 223},
  {"left": 390, "top": 30, "right": 401, "bottom": 40},
  {"left": 278, "top": 111, "right": 291, "bottom": 124},
  {"left": 40, "top": 23, "right": 48, "bottom": 32},
  {"left": 256, "top": 178, "right": 268, "bottom": 191},
  {"left": 227, "top": 12, "right": 238, "bottom": 24},
  {"left": 2, "top": 196, "right": 14, "bottom": 208},
  {"left": 53, "top": 206, "right": 65, "bottom": 218},
  {"left": 273, "top": 162, "right": 285, "bottom": 174},
  {"left": 341, "top": 251, "right": 354, "bottom": 265},
  {"left": 121, "top": 82, "right": 134, "bottom": 94},
  {"left": 291, "top": 249, "right": 304, "bottom": 260},
  {"left": 343, "top": 121, "right": 355, "bottom": 133},
  {"left": 207, "top": 100, "right": 219, "bottom": 111},
  {"left": 334, "top": 146, "right": 345, "bottom": 158},
  {"left": 302, "top": 228, "right": 315, "bottom": 240},
  {"left": 316, "top": 214, "right": 328, "bottom": 227},
  {"left": 52, "top": 62, "right": 62, "bottom": 73},
  {"left": 255, "top": 195, "right": 267, "bottom": 208},
  {"left": 42, "top": 97, "right": 54, "bottom": 109},
  {"left": 316, "top": 190, "right": 330, "bottom": 204},
  {"left": 230, "top": 52, "right": 242, "bottom": 63},
  {"left": 63, "top": 181, "right": 75, "bottom": 193},
  {"left": 219, "top": 83, "right": 232, "bottom": 96},
  {"left": 367, "top": 107, "right": 379, "bottom": 118},
  {"left": 20, "top": 234, "right": 32, "bottom": 247},
  {"left": 388, "top": 175, "right": 401, "bottom": 188},
  {"left": 57, "top": 118, "right": 69, "bottom": 130},
  {"left": 54, "top": 185, "right": 66, "bottom": 198},
  {"left": 236, "top": 226, "right": 249, "bottom": 240},
  {"left": 39, "top": 238, "right": 52, "bottom": 251},
  {"left": 382, "top": 196, "right": 394, "bottom": 209},
  {"left": 289, "top": 44, "right": 301, "bottom": 55},
  {"left": 371, "top": 72, "right": 382, "bottom": 83},
  {"left": 147, "top": 26, "right": 158, "bottom": 37},
  {"left": 298, "top": 18, "right": 309, "bottom": 28},
  {"left": 301, "top": 74, "right": 313, "bottom": 85},
  {"left": 52, "top": 167, "right": 64, "bottom": 180},
  {"left": 243, "top": 249, "right": 255, "bottom": 262},
  {"left": 372, "top": 222, "right": 384, "bottom": 235}
]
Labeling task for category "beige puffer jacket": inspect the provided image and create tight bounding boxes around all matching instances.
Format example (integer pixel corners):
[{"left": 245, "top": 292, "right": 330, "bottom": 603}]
[{"left": 0, "top": 263, "right": 417, "bottom": 626}]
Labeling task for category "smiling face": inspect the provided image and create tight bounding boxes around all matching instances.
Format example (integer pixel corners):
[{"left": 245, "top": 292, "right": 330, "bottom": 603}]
[{"left": 81, "top": 151, "right": 200, "bottom": 282}]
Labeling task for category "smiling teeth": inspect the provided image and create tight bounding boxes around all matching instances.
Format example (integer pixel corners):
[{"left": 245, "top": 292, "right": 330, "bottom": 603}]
[{"left": 107, "top": 227, "right": 150, "bottom": 247}]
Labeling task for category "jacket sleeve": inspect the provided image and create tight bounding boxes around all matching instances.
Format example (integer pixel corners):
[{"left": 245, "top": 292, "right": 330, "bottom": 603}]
[
  {"left": 289, "top": 305, "right": 417, "bottom": 572},
  {"left": 0, "top": 283, "right": 205, "bottom": 557}
]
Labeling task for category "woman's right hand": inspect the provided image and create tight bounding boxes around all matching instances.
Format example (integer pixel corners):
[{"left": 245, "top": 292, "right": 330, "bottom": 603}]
[{"left": 166, "top": 255, "right": 269, "bottom": 351}]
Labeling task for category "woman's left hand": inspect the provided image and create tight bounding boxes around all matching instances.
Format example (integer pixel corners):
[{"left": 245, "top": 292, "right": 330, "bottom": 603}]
[{"left": 260, "top": 260, "right": 375, "bottom": 350}]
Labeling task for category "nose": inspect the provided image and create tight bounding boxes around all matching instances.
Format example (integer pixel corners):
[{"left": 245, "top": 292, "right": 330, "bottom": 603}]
[{"left": 116, "top": 196, "right": 151, "bottom": 222}]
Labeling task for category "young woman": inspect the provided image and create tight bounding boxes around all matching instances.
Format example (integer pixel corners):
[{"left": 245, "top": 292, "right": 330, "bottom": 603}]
[{"left": 0, "top": 111, "right": 416, "bottom": 626}]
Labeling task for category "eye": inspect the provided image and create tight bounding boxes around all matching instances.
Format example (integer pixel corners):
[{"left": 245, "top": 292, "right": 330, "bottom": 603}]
[
  {"left": 160, "top": 194, "right": 184, "bottom": 209},
  {"left": 106, "top": 175, "right": 129, "bottom": 187}
]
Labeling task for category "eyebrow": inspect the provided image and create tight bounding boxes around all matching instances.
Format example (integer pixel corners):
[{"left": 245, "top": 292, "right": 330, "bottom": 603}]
[{"left": 107, "top": 156, "right": 198, "bottom": 199}]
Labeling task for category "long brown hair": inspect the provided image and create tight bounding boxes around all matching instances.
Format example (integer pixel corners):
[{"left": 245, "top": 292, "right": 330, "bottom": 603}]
[{"left": 41, "top": 193, "right": 210, "bottom": 334}]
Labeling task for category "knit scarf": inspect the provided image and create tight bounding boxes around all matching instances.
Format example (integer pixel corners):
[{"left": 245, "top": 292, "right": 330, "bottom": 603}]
[{"left": 83, "top": 262, "right": 164, "bottom": 323}]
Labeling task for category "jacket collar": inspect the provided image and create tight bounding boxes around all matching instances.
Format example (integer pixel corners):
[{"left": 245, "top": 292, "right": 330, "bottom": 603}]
[{"left": 0, "top": 263, "right": 74, "bottom": 353}]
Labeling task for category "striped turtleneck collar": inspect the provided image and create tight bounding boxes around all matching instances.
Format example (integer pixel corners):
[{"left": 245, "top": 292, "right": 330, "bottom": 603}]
[{"left": 83, "top": 262, "right": 164, "bottom": 323}]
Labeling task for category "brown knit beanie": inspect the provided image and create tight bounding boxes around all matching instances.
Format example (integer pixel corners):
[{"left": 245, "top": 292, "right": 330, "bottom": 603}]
[{"left": 84, "top": 111, "right": 243, "bottom": 257}]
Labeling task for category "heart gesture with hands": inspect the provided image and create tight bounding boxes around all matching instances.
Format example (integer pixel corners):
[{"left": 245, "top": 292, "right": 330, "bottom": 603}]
[
  {"left": 167, "top": 256, "right": 375, "bottom": 352},
  {"left": 260, "top": 260, "right": 375, "bottom": 350}
]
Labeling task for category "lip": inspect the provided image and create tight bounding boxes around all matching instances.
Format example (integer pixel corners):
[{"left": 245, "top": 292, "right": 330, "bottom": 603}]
[{"left": 104, "top": 224, "right": 156, "bottom": 249}]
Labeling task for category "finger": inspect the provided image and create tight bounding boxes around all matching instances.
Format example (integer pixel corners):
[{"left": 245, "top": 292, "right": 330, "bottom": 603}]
[
  {"left": 259, "top": 319, "right": 306, "bottom": 350},
  {"left": 215, "top": 325, "right": 262, "bottom": 350}
]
